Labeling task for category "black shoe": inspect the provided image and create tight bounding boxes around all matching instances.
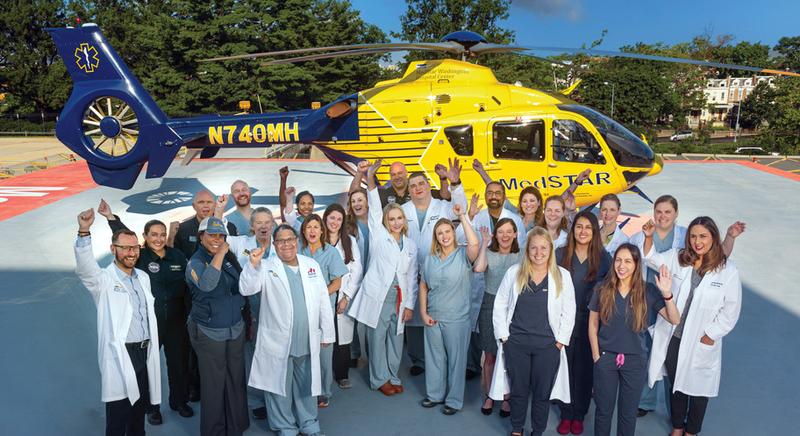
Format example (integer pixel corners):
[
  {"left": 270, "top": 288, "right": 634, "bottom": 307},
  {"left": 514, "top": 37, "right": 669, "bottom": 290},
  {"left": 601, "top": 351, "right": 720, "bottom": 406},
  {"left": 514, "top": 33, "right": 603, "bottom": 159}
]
[
  {"left": 465, "top": 369, "right": 479, "bottom": 380},
  {"left": 421, "top": 398, "right": 443, "bottom": 408},
  {"left": 147, "top": 410, "right": 163, "bottom": 425},
  {"left": 188, "top": 389, "right": 200, "bottom": 403},
  {"left": 481, "top": 396, "right": 493, "bottom": 415},
  {"left": 442, "top": 406, "right": 459, "bottom": 415},
  {"left": 252, "top": 406, "right": 267, "bottom": 420},
  {"left": 637, "top": 408, "right": 651, "bottom": 417},
  {"left": 499, "top": 400, "right": 511, "bottom": 418},
  {"left": 410, "top": 365, "right": 424, "bottom": 376},
  {"left": 170, "top": 403, "right": 194, "bottom": 418}
]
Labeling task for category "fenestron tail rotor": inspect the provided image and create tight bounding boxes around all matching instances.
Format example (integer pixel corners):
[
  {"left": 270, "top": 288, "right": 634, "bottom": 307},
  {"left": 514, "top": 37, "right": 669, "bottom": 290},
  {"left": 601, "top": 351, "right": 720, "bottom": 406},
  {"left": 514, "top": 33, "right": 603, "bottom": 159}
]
[{"left": 82, "top": 96, "right": 139, "bottom": 158}]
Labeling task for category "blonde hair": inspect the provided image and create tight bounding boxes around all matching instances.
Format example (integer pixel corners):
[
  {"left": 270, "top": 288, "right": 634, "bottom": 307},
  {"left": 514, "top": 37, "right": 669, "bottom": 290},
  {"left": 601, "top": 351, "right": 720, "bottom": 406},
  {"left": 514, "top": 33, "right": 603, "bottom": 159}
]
[
  {"left": 430, "top": 218, "right": 456, "bottom": 256},
  {"left": 516, "top": 226, "right": 563, "bottom": 296},
  {"left": 382, "top": 202, "right": 408, "bottom": 236}
]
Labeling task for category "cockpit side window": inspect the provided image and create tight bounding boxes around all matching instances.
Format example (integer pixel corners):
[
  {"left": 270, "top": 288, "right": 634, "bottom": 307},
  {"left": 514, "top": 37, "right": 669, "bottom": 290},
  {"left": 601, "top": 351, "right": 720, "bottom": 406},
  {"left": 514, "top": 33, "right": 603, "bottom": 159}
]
[
  {"left": 444, "top": 125, "right": 473, "bottom": 156},
  {"left": 492, "top": 120, "right": 544, "bottom": 161},
  {"left": 552, "top": 119, "right": 606, "bottom": 164}
]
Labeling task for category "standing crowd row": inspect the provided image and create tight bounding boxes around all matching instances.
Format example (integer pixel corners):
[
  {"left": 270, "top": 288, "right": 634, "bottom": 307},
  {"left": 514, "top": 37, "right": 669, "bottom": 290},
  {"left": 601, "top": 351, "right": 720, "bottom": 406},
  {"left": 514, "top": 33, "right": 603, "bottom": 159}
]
[{"left": 74, "top": 158, "right": 745, "bottom": 436}]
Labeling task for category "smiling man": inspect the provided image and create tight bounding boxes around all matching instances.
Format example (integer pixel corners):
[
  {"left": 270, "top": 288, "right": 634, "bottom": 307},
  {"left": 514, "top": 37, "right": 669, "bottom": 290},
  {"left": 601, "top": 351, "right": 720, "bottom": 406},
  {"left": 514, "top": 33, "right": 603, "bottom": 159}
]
[{"left": 226, "top": 180, "right": 254, "bottom": 236}]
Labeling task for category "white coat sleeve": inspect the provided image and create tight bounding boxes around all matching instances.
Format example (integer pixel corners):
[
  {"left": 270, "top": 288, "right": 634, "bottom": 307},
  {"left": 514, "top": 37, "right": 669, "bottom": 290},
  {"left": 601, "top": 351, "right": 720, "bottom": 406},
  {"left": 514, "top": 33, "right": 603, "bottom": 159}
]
[
  {"left": 644, "top": 246, "right": 678, "bottom": 272},
  {"left": 629, "top": 231, "right": 645, "bottom": 253},
  {"left": 343, "top": 237, "right": 363, "bottom": 299},
  {"left": 74, "top": 237, "right": 107, "bottom": 301},
  {"left": 555, "top": 269, "right": 577, "bottom": 346},
  {"left": 445, "top": 184, "right": 468, "bottom": 220},
  {"left": 367, "top": 187, "right": 384, "bottom": 235},
  {"left": 403, "top": 241, "right": 419, "bottom": 311},
  {"left": 318, "top": 276, "right": 336, "bottom": 344},
  {"left": 283, "top": 209, "right": 298, "bottom": 227},
  {"left": 704, "top": 266, "right": 742, "bottom": 341},
  {"left": 239, "top": 260, "right": 264, "bottom": 297},
  {"left": 493, "top": 268, "right": 515, "bottom": 340}
]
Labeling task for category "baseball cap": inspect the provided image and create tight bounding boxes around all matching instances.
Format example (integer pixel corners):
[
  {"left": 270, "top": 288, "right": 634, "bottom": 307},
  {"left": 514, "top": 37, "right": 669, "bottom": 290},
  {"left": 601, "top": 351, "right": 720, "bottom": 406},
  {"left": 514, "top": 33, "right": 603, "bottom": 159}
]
[{"left": 199, "top": 217, "right": 228, "bottom": 236}]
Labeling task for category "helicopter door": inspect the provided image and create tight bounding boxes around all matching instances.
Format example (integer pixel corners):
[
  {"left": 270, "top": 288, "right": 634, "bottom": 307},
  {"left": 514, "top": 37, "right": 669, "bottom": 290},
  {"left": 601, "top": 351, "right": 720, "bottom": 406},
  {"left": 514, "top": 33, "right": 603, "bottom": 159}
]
[
  {"left": 548, "top": 119, "right": 609, "bottom": 203},
  {"left": 485, "top": 119, "right": 548, "bottom": 198}
]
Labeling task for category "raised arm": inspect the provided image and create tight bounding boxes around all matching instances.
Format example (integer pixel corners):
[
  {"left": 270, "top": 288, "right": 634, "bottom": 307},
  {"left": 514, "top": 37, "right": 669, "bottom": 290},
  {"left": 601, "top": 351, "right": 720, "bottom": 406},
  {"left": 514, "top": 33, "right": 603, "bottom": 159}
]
[
  {"left": 98, "top": 199, "right": 130, "bottom": 233},
  {"left": 278, "top": 166, "right": 289, "bottom": 221},
  {"left": 455, "top": 203, "right": 481, "bottom": 263},
  {"left": 348, "top": 160, "right": 370, "bottom": 196},
  {"left": 186, "top": 241, "right": 229, "bottom": 292},
  {"left": 655, "top": 265, "right": 681, "bottom": 324},
  {"left": 282, "top": 187, "right": 297, "bottom": 220},
  {"left": 721, "top": 221, "right": 746, "bottom": 258},
  {"left": 74, "top": 208, "right": 105, "bottom": 299},
  {"left": 239, "top": 246, "right": 266, "bottom": 296},
  {"left": 444, "top": 158, "right": 467, "bottom": 219},
  {"left": 472, "top": 158, "right": 493, "bottom": 186},
  {"left": 366, "top": 160, "right": 385, "bottom": 234},
  {"left": 473, "top": 226, "right": 491, "bottom": 273},
  {"left": 434, "top": 163, "right": 451, "bottom": 201}
]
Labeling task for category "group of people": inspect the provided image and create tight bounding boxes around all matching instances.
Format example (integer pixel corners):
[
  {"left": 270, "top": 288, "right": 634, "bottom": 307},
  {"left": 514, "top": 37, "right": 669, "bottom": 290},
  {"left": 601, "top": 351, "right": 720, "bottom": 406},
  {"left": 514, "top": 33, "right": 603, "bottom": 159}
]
[{"left": 74, "top": 159, "right": 745, "bottom": 436}]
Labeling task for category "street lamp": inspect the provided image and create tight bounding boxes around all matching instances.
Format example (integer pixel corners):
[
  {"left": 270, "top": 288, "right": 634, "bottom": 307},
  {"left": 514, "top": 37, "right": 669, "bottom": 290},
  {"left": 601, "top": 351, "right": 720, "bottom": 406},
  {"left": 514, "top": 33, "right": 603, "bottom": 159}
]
[
  {"left": 734, "top": 102, "right": 741, "bottom": 143},
  {"left": 603, "top": 81, "right": 615, "bottom": 118}
]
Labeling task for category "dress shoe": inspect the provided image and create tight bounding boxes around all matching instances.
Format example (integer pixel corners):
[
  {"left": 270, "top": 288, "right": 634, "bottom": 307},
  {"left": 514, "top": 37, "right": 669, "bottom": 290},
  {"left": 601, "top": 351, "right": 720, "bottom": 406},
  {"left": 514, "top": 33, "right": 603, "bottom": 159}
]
[
  {"left": 465, "top": 369, "right": 479, "bottom": 380},
  {"left": 499, "top": 400, "right": 511, "bottom": 418},
  {"left": 442, "top": 406, "right": 459, "bottom": 415},
  {"left": 410, "top": 365, "right": 424, "bottom": 376},
  {"left": 317, "top": 396, "right": 329, "bottom": 408},
  {"left": 390, "top": 384, "right": 404, "bottom": 394},
  {"left": 557, "top": 418, "right": 571, "bottom": 435},
  {"left": 481, "top": 396, "right": 493, "bottom": 415},
  {"left": 571, "top": 419, "right": 584, "bottom": 435},
  {"left": 252, "top": 406, "right": 267, "bottom": 420},
  {"left": 637, "top": 408, "right": 651, "bottom": 418},
  {"left": 146, "top": 410, "right": 163, "bottom": 425},
  {"left": 170, "top": 403, "right": 194, "bottom": 418},
  {"left": 378, "top": 382, "right": 396, "bottom": 396},
  {"left": 420, "top": 398, "right": 443, "bottom": 408},
  {"left": 188, "top": 389, "right": 200, "bottom": 403}
]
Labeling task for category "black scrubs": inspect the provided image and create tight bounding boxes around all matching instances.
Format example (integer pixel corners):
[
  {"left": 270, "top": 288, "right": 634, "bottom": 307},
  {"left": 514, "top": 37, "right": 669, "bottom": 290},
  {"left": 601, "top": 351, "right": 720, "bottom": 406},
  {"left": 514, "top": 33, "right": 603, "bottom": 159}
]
[{"left": 589, "top": 284, "right": 665, "bottom": 436}]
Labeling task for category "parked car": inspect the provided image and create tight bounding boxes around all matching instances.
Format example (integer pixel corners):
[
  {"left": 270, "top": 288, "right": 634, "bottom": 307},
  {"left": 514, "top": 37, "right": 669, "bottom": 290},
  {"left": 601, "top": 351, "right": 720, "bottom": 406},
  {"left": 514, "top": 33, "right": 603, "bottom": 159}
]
[
  {"left": 734, "top": 147, "right": 780, "bottom": 156},
  {"left": 670, "top": 130, "right": 694, "bottom": 141}
]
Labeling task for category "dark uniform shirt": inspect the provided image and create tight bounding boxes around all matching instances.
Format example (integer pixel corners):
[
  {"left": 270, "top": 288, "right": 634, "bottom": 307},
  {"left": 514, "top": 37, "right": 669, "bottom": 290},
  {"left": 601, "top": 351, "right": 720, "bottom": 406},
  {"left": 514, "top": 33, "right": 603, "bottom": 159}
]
[
  {"left": 378, "top": 184, "right": 443, "bottom": 208},
  {"left": 556, "top": 247, "right": 611, "bottom": 338},
  {"left": 173, "top": 216, "right": 238, "bottom": 260},
  {"left": 588, "top": 283, "right": 666, "bottom": 354},
  {"left": 510, "top": 276, "right": 554, "bottom": 348}
]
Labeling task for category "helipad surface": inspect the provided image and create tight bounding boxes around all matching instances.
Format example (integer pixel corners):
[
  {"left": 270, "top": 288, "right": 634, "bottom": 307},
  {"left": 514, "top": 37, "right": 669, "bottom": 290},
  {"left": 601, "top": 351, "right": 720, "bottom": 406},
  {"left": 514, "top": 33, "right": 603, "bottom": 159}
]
[{"left": 0, "top": 159, "right": 797, "bottom": 435}]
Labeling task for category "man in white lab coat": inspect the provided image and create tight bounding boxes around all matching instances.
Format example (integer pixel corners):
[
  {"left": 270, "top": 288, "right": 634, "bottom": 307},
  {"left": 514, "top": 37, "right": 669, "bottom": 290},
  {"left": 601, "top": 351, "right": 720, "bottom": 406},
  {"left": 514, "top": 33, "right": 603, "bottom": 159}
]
[
  {"left": 401, "top": 159, "right": 467, "bottom": 375},
  {"left": 239, "top": 223, "right": 334, "bottom": 436},
  {"left": 73, "top": 207, "right": 161, "bottom": 436}
]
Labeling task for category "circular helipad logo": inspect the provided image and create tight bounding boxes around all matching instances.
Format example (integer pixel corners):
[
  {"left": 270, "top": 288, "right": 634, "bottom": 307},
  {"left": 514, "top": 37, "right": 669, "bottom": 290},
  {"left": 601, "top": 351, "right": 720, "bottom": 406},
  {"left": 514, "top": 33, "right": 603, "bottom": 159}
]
[{"left": 146, "top": 191, "right": 193, "bottom": 205}]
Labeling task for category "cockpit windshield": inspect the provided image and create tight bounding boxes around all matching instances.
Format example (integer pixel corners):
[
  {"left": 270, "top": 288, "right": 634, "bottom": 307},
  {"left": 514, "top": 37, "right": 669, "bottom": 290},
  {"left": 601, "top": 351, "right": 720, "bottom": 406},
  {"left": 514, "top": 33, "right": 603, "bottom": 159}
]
[{"left": 558, "top": 104, "right": 654, "bottom": 168}]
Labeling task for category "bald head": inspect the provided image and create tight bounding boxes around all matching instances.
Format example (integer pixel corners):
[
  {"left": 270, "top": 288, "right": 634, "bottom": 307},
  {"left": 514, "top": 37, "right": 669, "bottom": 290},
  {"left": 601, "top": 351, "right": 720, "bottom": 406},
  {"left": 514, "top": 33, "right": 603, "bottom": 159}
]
[
  {"left": 389, "top": 162, "right": 408, "bottom": 191},
  {"left": 230, "top": 179, "right": 251, "bottom": 208},
  {"left": 193, "top": 190, "right": 215, "bottom": 219}
]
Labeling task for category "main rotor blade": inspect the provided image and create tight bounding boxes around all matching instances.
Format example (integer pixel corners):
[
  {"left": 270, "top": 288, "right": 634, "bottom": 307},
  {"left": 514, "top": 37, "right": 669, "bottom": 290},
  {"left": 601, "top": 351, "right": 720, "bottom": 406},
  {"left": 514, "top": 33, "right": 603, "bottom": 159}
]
[
  {"left": 200, "top": 42, "right": 463, "bottom": 62},
  {"left": 520, "top": 46, "right": 800, "bottom": 77},
  {"left": 259, "top": 46, "right": 454, "bottom": 66},
  {"left": 468, "top": 43, "right": 527, "bottom": 55}
]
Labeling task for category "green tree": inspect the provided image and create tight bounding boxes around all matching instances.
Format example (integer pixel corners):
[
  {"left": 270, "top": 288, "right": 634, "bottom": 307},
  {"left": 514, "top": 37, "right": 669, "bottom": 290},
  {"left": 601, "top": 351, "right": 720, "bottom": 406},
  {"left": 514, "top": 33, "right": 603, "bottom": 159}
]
[
  {"left": 737, "top": 82, "right": 777, "bottom": 129},
  {"left": 774, "top": 36, "right": 800, "bottom": 71},
  {"left": 758, "top": 78, "right": 800, "bottom": 154}
]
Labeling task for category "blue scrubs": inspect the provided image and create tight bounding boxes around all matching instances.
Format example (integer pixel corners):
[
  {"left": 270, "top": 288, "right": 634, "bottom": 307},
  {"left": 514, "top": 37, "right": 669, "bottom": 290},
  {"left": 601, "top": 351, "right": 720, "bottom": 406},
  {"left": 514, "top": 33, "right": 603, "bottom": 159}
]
[
  {"left": 300, "top": 244, "right": 347, "bottom": 399},
  {"left": 366, "top": 238, "right": 404, "bottom": 389},
  {"left": 421, "top": 247, "right": 473, "bottom": 409}
]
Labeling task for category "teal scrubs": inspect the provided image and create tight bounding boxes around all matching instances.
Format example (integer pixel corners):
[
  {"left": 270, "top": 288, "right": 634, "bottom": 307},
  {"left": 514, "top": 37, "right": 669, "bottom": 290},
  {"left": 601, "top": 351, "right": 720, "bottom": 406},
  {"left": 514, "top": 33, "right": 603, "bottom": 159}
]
[
  {"left": 421, "top": 246, "right": 473, "bottom": 409},
  {"left": 300, "top": 244, "right": 347, "bottom": 399}
]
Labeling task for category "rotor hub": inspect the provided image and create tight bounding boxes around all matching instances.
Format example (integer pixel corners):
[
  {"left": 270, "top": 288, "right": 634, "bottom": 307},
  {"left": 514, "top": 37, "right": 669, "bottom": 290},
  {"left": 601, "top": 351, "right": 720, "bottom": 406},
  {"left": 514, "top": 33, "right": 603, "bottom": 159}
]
[
  {"left": 441, "top": 31, "right": 488, "bottom": 51},
  {"left": 99, "top": 116, "right": 121, "bottom": 138}
]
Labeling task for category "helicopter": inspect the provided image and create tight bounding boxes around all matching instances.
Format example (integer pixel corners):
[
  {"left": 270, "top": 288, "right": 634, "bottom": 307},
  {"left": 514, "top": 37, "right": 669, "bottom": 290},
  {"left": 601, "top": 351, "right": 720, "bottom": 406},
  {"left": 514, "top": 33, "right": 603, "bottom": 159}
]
[{"left": 46, "top": 25, "right": 798, "bottom": 205}]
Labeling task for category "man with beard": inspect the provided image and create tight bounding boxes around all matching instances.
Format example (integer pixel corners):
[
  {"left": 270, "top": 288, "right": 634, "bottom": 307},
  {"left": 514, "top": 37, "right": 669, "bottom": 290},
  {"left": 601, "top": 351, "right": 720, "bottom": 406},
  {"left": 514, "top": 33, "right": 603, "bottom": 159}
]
[
  {"left": 376, "top": 162, "right": 450, "bottom": 207},
  {"left": 74, "top": 207, "right": 162, "bottom": 436},
  {"left": 226, "top": 180, "right": 254, "bottom": 236},
  {"left": 170, "top": 190, "right": 238, "bottom": 402}
]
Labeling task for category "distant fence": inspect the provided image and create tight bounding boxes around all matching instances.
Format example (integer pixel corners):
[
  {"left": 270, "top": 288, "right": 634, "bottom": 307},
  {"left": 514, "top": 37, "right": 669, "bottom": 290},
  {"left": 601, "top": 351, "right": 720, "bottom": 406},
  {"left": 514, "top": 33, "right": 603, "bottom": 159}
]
[{"left": 0, "top": 153, "right": 80, "bottom": 179}]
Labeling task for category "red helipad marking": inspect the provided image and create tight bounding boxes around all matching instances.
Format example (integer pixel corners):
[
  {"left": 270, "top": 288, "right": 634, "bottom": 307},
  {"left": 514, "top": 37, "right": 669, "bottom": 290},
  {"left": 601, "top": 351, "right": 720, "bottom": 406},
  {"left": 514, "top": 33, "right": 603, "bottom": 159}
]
[
  {"left": 0, "top": 161, "right": 95, "bottom": 221},
  {"left": 665, "top": 159, "right": 800, "bottom": 181}
]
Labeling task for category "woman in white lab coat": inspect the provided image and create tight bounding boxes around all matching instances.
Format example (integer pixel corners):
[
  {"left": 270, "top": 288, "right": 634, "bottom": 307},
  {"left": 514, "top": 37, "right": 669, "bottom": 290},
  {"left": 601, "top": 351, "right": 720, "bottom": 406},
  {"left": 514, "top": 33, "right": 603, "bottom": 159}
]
[
  {"left": 323, "top": 203, "right": 363, "bottom": 389},
  {"left": 238, "top": 224, "right": 335, "bottom": 436},
  {"left": 642, "top": 216, "right": 743, "bottom": 436},
  {"left": 348, "top": 160, "right": 418, "bottom": 396},
  {"left": 491, "top": 226, "right": 575, "bottom": 436},
  {"left": 598, "top": 193, "right": 630, "bottom": 256},
  {"left": 543, "top": 196, "right": 569, "bottom": 250}
]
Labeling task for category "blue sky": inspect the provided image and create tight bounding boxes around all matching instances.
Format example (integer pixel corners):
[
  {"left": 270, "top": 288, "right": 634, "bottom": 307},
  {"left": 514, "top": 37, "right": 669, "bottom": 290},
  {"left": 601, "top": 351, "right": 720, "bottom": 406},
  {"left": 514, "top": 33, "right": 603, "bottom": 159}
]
[{"left": 350, "top": 0, "right": 798, "bottom": 51}]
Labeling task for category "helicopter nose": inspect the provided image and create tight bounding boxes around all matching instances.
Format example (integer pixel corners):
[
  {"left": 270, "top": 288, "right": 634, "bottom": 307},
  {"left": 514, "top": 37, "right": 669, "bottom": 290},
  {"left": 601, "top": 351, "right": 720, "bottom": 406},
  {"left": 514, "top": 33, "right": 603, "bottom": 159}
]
[{"left": 648, "top": 154, "right": 663, "bottom": 176}]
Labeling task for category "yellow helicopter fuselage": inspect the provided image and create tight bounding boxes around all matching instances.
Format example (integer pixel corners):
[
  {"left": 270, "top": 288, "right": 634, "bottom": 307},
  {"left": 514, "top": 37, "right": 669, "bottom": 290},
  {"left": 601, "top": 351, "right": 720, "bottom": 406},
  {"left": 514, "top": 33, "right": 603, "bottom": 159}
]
[{"left": 315, "top": 58, "right": 661, "bottom": 206}]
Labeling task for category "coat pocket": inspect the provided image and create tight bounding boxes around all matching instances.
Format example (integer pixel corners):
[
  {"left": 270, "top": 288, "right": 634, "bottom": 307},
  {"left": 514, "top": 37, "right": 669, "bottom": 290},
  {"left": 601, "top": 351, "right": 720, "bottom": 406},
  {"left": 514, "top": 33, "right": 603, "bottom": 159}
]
[{"left": 692, "top": 341, "right": 720, "bottom": 369}]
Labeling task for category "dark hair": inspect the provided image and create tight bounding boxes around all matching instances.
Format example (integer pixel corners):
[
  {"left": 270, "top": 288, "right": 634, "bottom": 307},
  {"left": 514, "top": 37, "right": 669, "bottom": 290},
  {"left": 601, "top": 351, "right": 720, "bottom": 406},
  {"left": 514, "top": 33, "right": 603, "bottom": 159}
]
[
  {"left": 112, "top": 228, "right": 137, "bottom": 244},
  {"left": 600, "top": 193, "right": 621, "bottom": 208},
  {"left": 654, "top": 194, "right": 678, "bottom": 212},
  {"left": 323, "top": 204, "right": 354, "bottom": 264},
  {"left": 597, "top": 243, "right": 648, "bottom": 332},
  {"left": 560, "top": 211, "right": 604, "bottom": 281},
  {"left": 486, "top": 181, "right": 505, "bottom": 193},
  {"left": 272, "top": 223, "right": 297, "bottom": 239},
  {"left": 679, "top": 216, "right": 726, "bottom": 275},
  {"left": 408, "top": 171, "right": 428, "bottom": 184},
  {"left": 296, "top": 190, "right": 315, "bottom": 206},
  {"left": 488, "top": 218, "right": 520, "bottom": 253},
  {"left": 300, "top": 214, "right": 326, "bottom": 249},
  {"left": 142, "top": 220, "right": 167, "bottom": 249}
]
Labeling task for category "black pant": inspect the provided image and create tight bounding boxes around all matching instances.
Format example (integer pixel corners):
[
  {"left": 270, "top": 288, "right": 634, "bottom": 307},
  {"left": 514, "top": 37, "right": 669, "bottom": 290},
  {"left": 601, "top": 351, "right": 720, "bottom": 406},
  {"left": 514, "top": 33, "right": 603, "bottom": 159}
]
[
  {"left": 332, "top": 307, "right": 351, "bottom": 381},
  {"left": 106, "top": 343, "right": 150, "bottom": 436},
  {"left": 559, "top": 334, "right": 593, "bottom": 421},
  {"left": 148, "top": 301, "right": 190, "bottom": 412},
  {"left": 593, "top": 351, "right": 647, "bottom": 436},
  {"left": 666, "top": 336, "right": 709, "bottom": 434},
  {"left": 503, "top": 337, "right": 560, "bottom": 436}
]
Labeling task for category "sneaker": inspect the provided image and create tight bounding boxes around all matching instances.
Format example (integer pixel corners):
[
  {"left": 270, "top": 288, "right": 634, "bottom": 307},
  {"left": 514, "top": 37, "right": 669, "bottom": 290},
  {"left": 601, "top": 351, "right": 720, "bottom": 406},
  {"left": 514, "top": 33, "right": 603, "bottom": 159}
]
[{"left": 337, "top": 379, "right": 352, "bottom": 389}]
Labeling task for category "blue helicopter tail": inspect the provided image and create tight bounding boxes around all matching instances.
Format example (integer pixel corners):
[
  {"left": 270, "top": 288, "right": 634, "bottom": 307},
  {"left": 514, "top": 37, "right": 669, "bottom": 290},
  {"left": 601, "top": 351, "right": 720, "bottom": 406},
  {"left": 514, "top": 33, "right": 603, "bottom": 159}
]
[{"left": 47, "top": 24, "right": 182, "bottom": 189}]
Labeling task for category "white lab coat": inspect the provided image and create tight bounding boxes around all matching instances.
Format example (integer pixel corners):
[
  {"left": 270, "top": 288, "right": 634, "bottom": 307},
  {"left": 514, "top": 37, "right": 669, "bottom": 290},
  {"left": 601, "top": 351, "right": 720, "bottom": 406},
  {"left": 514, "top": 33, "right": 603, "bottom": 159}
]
[
  {"left": 402, "top": 184, "right": 467, "bottom": 325},
  {"left": 602, "top": 223, "right": 630, "bottom": 256},
  {"left": 228, "top": 234, "right": 275, "bottom": 267},
  {"left": 489, "top": 264, "right": 575, "bottom": 402},
  {"left": 74, "top": 239, "right": 162, "bottom": 405},
  {"left": 644, "top": 248, "right": 742, "bottom": 397},
  {"left": 333, "top": 235, "right": 363, "bottom": 344},
  {"left": 348, "top": 188, "right": 418, "bottom": 335},
  {"left": 239, "top": 254, "right": 335, "bottom": 397}
]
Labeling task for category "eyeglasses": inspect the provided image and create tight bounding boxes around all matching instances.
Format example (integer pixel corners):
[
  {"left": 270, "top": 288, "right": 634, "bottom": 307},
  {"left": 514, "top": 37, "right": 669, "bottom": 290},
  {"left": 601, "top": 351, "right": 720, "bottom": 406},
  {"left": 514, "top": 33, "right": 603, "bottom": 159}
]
[
  {"left": 113, "top": 244, "right": 141, "bottom": 252},
  {"left": 274, "top": 237, "right": 297, "bottom": 246}
]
